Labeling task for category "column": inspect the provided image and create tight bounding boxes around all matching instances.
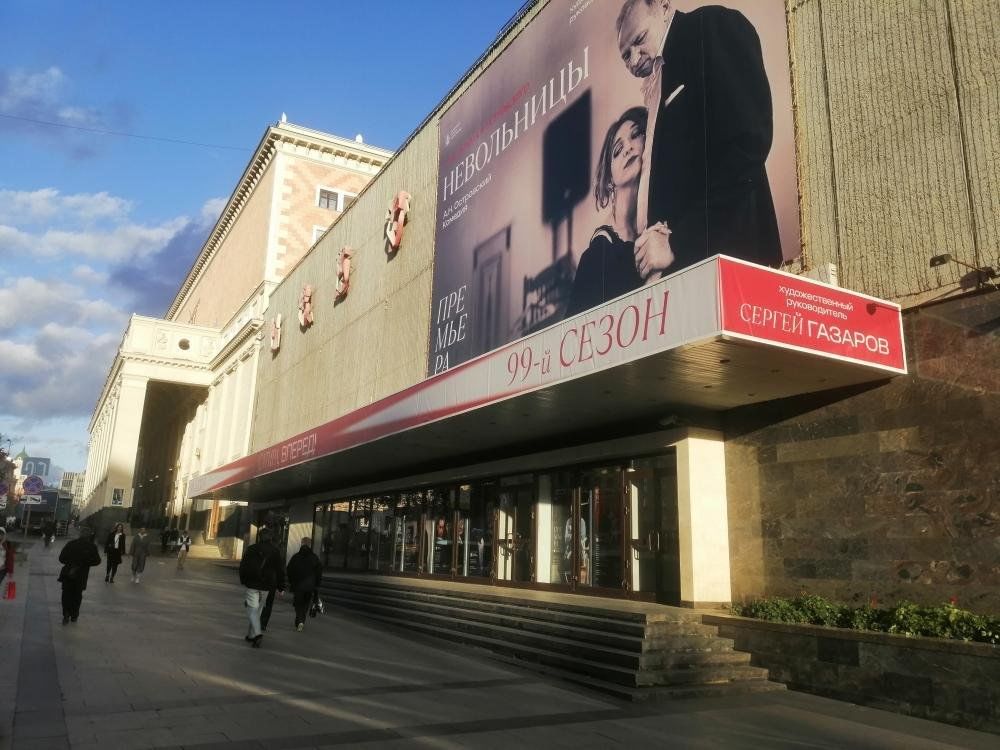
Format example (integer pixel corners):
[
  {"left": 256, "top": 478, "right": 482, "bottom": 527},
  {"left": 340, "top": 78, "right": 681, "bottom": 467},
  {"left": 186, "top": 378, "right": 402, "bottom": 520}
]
[{"left": 676, "top": 432, "right": 733, "bottom": 607}]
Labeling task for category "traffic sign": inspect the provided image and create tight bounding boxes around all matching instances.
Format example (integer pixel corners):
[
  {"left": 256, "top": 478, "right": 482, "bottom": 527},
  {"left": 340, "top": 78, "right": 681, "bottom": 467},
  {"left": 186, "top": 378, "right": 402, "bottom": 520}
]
[
  {"left": 23, "top": 475, "right": 44, "bottom": 493},
  {"left": 21, "top": 494, "right": 43, "bottom": 505}
]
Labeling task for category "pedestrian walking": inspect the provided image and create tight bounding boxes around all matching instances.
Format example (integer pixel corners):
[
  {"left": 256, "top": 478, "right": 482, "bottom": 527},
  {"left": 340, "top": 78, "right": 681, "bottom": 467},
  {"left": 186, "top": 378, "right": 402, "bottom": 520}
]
[
  {"left": 286, "top": 537, "right": 322, "bottom": 631},
  {"left": 259, "top": 528, "right": 281, "bottom": 632},
  {"left": 238, "top": 527, "right": 285, "bottom": 648},
  {"left": 176, "top": 530, "right": 192, "bottom": 570},
  {"left": 0, "top": 528, "right": 14, "bottom": 587},
  {"left": 58, "top": 527, "right": 101, "bottom": 624},
  {"left": 130, "top": 527, "right": 151, "bottom": 583},
  {"left": 43, "top": 519, "right": 56, "bottom": 548},
  {"left": 104, "top": 523, "right": 126, "bottom": 582}
]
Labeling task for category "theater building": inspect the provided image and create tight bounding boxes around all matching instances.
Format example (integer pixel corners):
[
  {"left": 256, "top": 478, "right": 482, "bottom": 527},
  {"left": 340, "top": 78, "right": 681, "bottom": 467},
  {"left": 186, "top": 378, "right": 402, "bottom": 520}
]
[
  {"left": 80, "top": 121, "right": 391, "bottom": 548},
  {"left": 188, "top": 0, "right": 998, "bottom": 615}
]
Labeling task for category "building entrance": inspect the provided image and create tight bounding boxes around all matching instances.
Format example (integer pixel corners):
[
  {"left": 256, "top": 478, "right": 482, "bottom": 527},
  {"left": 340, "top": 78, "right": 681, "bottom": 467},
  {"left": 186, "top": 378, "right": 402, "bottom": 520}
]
[{"left": 311, "top": 450, "right": 684, "bottom": 603}]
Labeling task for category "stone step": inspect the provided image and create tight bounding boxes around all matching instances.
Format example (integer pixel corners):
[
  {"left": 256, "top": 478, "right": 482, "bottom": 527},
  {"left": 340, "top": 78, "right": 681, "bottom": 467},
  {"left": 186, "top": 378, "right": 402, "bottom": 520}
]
[
  {"left": 186, "top": 544, "right": 222, "bottom": 560},
  {"left": 478, "top": 653, "right": 785, "bottom": 703},
  {"left": 338, "top": 603, "right": 771, "bottom": 690},
  {"left": 326, "top": 587, "right": 727, "bottom": 654},
  {"left": 320, "top": 579, "right": 706, "bottom": 638},
  {"left": 322, "top": 576, "right": 704, "bottom": 626},
  {"left": 637, "top": 664, "right": 770, "bottom": 687},
  {"left": 333, "top": 593, "right": 646, "bottom": 671},
  {"left": 337, "top": 604, "right": 643, "bottom": 686}
]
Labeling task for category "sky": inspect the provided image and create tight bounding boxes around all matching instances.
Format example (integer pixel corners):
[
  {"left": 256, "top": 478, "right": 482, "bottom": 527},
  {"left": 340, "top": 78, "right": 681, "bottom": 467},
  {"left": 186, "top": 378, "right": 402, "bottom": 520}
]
[{"left": 0, "top": 0, "right": 526, "bottom": 479}]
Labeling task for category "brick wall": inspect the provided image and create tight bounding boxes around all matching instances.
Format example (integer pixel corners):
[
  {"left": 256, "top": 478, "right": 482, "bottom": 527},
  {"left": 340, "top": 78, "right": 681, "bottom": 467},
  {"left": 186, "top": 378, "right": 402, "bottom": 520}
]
[{"left": 275, "top": 157, "right": 372, "bottom": 280}]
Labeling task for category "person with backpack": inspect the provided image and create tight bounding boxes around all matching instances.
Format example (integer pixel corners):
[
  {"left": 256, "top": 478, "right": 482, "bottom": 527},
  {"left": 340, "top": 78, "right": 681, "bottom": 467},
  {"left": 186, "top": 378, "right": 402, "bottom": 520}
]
[
  {"left": 238, "top": 527, "right": 285, "bottom": 648},
  {"left": 286, "top": 537, "right": 323, "bottom": 632}
]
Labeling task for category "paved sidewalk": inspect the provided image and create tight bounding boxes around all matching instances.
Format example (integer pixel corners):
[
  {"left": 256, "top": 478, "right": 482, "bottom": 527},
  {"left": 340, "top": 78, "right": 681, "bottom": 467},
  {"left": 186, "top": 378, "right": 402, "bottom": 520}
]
[{"left": 3, "top": 537, "right": 997, "bottom": 749}]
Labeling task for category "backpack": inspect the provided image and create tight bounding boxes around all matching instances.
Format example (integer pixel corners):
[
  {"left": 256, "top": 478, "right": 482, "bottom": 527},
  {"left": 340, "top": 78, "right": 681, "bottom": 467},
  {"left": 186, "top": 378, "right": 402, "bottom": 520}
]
[{"left": 239, "top": 544, "right": 269, "bottom": 587}]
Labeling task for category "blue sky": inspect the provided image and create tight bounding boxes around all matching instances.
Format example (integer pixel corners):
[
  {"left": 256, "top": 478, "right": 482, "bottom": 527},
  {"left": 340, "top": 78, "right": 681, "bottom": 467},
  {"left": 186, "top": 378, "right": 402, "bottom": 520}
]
[{"left": 0, "top": 0, "right": 525, "bottom": 477}]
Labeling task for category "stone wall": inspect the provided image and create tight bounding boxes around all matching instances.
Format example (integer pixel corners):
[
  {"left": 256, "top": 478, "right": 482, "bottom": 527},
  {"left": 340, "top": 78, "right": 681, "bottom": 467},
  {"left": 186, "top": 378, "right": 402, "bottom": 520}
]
[
  {"left": 705, "top": 613, "right": 1000, "bottom": 734},
  {"left": 787, "top": 0, "right": 999, "bottom": 307},
  {"left": 725, "top": 290, "right": 1000, "bottom": 614}
]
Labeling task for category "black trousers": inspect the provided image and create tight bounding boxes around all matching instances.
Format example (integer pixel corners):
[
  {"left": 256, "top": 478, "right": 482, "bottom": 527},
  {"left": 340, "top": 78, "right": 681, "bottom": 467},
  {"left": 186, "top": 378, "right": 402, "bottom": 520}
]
[
  {"left": 293, "top": 589, "right": 313, "bottom": 625},
  {"left": 106, "top": 559, "right": 120, "bottom": 580},
  {"left": 61, "top": 583, "right": 84, "bottom": 618},
  {"left": 260, "top": 588, "right": 276, "bottom": 630}
]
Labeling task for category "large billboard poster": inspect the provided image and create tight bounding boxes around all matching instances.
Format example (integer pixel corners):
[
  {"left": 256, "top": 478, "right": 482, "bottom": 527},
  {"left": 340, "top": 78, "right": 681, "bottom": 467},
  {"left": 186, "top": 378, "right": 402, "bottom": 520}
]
[{"left": 430, "top": 0, "right": 798, "bottom": 375}]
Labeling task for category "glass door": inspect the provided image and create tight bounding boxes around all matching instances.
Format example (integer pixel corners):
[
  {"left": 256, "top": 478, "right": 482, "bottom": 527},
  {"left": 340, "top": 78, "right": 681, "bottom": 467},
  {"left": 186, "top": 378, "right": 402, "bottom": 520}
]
[
  {"left": 578, "top": 466, "right": 625, "bottom": 590},
  {"left": 495, "top": 476, "right": 534, "bottom": 583},
  {"left": 393, "top": 491, "right": 424, "bottom": 573},
  {"left": 547, "top": 466, "right": 627, "bottom": 592},
  {"left": 628, "top": 452, "right": 681, "bottom": 603}
]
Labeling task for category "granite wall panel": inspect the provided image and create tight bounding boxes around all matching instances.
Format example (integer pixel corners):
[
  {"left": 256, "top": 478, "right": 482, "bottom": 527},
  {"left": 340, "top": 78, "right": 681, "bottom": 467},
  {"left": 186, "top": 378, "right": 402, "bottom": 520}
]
[
  {"left": 709, "top": 615, "right": 1000, "bottom": 734},
  {"left": 726, "top": 292, "right": 1000, "bottom": 614}
]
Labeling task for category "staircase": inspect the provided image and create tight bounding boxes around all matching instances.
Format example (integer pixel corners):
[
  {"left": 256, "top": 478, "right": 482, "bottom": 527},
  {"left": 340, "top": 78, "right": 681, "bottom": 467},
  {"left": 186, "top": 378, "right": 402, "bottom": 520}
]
[
  {"left": 186, "top": 542, "right": 222, "bottom": 560},
  {"left": 319, "top": 575, "right": 784, "bottom": 701}
]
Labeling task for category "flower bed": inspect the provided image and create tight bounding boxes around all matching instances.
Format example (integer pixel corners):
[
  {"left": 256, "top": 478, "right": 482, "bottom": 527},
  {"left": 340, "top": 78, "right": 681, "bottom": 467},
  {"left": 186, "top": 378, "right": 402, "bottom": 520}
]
[{"left": 731, "top": 594, "right": 1000, "bottom": 645}]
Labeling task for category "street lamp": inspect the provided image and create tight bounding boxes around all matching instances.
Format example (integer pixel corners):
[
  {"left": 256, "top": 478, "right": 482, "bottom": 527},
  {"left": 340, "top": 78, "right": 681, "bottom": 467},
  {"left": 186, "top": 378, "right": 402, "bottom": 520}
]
[{"left": 929, "top": 253, "right": 998, "bottom": 289}]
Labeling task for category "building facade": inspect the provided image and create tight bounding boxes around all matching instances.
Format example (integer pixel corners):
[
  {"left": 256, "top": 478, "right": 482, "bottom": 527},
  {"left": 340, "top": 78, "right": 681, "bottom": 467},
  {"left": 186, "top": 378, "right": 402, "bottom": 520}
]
[
  {"left": 80, "top": 122, "right": 392, "bottom": 547},
  {"left": 181, "top": 0, "right": 999, "bottom": 614}
]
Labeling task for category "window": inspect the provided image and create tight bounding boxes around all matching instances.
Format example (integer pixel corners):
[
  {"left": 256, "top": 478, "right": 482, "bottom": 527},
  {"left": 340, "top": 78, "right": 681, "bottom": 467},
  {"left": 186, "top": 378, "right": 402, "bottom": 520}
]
[
  {"left": 317, "top": 189, "right": 339, "bottom": 210},
  {"left": 312, "top": 226, "right": 327, "bottom": 243},
  {"left": 316, "top": 186, "right": 359, "bottom": 212}
]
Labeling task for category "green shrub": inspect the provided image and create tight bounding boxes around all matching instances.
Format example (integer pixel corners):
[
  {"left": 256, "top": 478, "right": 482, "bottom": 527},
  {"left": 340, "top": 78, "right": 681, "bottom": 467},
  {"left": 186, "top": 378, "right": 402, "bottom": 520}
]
[{"left": 732, "top": 595, "right": 1000, "bottom": 646}]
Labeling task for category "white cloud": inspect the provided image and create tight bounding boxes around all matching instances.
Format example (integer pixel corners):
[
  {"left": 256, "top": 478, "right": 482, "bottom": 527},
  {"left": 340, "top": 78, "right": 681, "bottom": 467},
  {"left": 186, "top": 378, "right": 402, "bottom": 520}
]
[
  {"left": 71, "top": 264, "right": 109, "bottom": 285},
  {"left": 0, "top": 329, "right": 120, "bottom": 420},
  {"left": 0, "top": 276, "right": 128, "bottom": 333},
  {"left": 0, "top": 188, "right": 133, "bottom": 226},
  {"left": 61, "top": 191, "right": 133, "bottom": 222},
  {"left": 0, "top": 224, "right": 33, "bottom": 255},
  {"left": 200, "top": 197, "right": 227, "bottom": 226},
  {"left": 2, "top": 339, "right": 46, "bottom": 374},
  {"left": 0, "top": 67, "right": 101, "bottom": 127},
  {"left": 0, "top": 67, "right": 65, "bottom": 110}
]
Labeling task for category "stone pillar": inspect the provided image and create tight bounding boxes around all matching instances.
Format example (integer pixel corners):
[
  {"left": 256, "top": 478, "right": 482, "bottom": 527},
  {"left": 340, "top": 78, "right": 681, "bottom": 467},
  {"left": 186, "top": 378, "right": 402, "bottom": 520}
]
[
  {"left": 676, "top": 432, "right": 733, "bottom": 607},
  {"left": 102, "top": 374, "right": 149, "bottom": 513}
]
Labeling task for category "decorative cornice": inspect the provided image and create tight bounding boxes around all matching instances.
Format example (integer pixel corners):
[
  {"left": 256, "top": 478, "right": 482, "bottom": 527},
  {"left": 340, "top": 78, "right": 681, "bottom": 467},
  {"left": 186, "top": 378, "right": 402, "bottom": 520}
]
[{"left": 209, "top": 317, "right": 264, "bottom": 370}]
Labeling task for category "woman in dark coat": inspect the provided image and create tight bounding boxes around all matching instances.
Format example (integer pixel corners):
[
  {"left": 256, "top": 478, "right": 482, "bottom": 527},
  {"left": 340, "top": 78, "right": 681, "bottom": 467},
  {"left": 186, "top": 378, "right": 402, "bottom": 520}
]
[
  {"left": 58, "top": 527, "right": 102, "bottom": 624},
  {"left": 566, "top": 106, "right": 648, "bottom": 318},
  {"left": 104, "top": 522, "right": 126, "bottom": 583}
]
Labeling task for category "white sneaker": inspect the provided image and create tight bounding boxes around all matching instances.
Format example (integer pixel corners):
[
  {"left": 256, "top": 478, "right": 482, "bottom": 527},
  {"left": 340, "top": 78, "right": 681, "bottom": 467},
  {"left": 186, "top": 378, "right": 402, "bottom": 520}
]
[{"left": 296, "top": 623, "right": 304, "bottom": 632}]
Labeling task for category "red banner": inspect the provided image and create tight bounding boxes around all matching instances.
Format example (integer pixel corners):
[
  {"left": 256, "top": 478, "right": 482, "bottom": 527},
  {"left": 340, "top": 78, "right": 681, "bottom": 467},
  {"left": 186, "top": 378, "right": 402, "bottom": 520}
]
[{"left": 719, "top": 257, "right": 905, "bottom": 372}]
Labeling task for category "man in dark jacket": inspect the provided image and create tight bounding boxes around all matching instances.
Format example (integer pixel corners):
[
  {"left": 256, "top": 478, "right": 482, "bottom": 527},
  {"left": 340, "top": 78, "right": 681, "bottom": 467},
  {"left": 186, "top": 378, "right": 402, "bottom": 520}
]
[
  {"left": 617, "top": 0, "right": 782, "bottom": 277},
  {"left": 286, "top": 537, "right": 322, "bottom": 631},
  {"left": 58, "top": 527, "right": 102, "bottom": 624},
  {"left": 239, "top": 527, "right": 285, "bottom": 647}
]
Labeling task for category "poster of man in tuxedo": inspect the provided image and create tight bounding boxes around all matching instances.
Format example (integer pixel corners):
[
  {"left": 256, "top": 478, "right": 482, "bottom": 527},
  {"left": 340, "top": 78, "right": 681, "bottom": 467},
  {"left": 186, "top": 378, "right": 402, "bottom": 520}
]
[{"left": 429, "top": 0, "right": 798, "bottom": 376}]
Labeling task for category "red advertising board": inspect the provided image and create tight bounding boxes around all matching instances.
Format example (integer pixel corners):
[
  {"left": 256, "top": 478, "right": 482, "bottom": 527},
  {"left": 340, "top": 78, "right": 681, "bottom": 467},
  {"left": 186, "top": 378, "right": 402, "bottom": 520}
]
[{"left": 719, "top": 257, "right": 906, "bottom": 372}]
